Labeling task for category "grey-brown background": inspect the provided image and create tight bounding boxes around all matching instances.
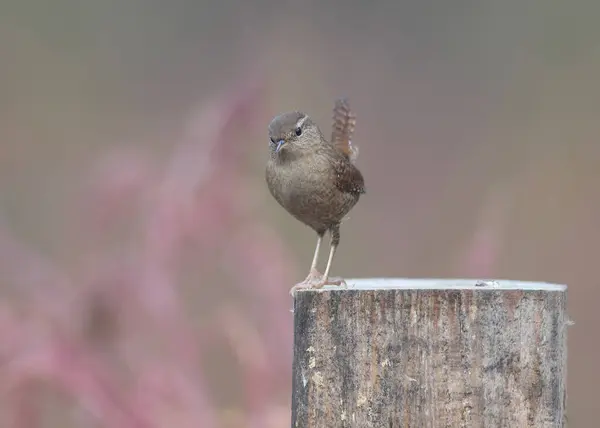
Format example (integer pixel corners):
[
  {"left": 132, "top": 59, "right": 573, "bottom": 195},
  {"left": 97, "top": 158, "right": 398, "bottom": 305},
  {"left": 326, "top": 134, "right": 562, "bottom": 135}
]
[{"left": 1, "top": 0, "right": 598, "bottom": 426}]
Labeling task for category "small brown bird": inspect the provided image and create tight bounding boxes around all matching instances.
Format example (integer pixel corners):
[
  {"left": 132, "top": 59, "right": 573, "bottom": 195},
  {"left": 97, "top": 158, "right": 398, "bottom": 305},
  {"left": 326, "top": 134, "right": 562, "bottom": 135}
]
[{"left": 265, "top": 98, "right": 365, "bottom": 294}]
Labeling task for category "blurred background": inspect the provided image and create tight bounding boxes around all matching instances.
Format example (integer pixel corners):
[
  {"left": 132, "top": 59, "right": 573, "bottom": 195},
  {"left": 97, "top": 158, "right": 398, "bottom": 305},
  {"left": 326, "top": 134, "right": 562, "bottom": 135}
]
[{"left": 0, "top": 0, "right": 598, "bottom": 426}]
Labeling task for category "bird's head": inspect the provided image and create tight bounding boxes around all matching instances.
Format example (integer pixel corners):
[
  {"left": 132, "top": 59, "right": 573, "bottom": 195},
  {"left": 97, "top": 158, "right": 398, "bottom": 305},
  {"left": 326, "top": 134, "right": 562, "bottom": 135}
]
[{"left": 267, "top": 111, "right": 323, "bottom": 160}]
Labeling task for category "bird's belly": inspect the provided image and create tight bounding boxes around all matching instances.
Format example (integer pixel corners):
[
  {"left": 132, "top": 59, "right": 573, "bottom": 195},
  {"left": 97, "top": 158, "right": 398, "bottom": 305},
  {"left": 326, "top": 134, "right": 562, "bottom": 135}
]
[{"left": 281, "top": 179, "right": 356, "bottom": 231}]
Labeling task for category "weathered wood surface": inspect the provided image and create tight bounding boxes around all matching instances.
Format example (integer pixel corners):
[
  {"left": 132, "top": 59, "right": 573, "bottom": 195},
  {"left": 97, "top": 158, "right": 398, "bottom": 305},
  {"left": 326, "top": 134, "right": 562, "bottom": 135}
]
[{"left": 291, "top": 279, "right": 567, "bottom": 428}]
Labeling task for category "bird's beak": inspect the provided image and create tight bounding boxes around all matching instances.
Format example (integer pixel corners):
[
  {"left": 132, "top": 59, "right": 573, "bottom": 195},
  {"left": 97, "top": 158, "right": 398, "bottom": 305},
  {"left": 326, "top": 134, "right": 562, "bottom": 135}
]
[{"left": 275, "top": 140, "right": 285, "bottom": 153}]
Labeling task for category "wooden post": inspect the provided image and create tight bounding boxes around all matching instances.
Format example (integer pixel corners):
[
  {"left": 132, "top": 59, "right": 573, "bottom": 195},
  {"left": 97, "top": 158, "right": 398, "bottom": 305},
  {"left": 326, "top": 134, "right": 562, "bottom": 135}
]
[{"left": 291, "top": 279, "right": 567, "bottom": 428}]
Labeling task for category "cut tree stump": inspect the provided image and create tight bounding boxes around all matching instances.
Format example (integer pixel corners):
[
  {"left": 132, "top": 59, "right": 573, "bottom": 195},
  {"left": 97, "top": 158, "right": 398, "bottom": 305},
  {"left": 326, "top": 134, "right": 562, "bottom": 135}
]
[{"left": 291, "top": 278, "right": 568, "bottom": 428}]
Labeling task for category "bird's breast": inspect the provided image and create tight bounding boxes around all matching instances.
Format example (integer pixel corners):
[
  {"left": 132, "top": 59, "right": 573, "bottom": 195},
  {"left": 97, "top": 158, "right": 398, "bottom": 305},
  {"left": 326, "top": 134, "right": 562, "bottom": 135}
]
[{"left": 265, "top": 157, "right": 358, "bottom": 229}]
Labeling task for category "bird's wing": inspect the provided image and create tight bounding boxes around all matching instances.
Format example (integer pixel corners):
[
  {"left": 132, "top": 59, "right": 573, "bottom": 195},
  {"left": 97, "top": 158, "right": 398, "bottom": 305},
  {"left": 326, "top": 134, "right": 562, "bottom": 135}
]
[
  {"left": 330, "top": 98, "right": 359, "bottom": 163},
  {"left": 333, "top": 158, "right": 365, "bottom": 195}
]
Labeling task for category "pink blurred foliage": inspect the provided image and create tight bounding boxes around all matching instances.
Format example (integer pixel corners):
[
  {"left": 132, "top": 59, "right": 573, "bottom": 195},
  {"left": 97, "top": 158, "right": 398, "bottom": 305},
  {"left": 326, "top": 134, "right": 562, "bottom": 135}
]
[
  {"left": 0, "top": 68, "right": 515, "bottom": 427},
  {"left": 0, "top": 75, "right": 297, "bottom": 427}
]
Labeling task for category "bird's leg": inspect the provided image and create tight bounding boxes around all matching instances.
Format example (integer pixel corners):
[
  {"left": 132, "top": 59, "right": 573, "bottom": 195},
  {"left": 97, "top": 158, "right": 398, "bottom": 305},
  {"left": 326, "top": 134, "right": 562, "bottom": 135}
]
[
  {"left": 306, "top": 232, "right": 323, "bottom": 280},
  {"left": 315, "top": 224, "right": 346, "bottom": 289},
  {"left": 321, "top": 244, "right": 338, "bottom": 282},
  {"left": 290, "top": 226, "right": 348, "bottom": 296},
  {"left": 290, "top": 232, "right": 325, "bottom": 296}
]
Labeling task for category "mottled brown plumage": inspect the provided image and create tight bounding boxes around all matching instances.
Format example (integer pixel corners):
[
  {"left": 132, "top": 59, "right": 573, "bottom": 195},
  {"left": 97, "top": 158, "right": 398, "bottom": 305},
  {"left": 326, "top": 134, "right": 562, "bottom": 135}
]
[{"left": 265, "top": 98, "right": 365, "bottom": 294}]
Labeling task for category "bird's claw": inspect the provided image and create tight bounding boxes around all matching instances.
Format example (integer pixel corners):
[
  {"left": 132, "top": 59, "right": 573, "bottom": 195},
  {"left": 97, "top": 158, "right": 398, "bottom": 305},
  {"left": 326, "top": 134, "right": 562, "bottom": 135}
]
[
  {"left": 289, "top": 273, "right": 347, "bottom": 297},
  {"left": 305, "top": 268, "right": 323, "bottom": 283},
  {"left": 289, "top": 272, "right": 321, "bottom": 297}
]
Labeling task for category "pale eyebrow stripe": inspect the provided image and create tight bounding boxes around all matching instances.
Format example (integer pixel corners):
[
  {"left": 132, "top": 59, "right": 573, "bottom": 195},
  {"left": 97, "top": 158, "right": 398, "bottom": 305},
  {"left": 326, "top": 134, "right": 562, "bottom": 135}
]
[{"left": 295, "top": 115, "right": 308, "bottom": 129}]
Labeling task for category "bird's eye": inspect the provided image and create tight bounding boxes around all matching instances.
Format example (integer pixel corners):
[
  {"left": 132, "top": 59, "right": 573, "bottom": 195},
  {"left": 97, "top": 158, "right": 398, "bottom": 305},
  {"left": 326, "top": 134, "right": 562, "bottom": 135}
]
[{"left": 295, "top": 127, "right": 302, "bottom": 136}]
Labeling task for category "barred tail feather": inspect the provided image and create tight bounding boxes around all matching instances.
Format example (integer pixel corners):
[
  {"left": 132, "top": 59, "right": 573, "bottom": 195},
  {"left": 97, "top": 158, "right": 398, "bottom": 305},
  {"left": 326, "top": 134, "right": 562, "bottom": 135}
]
[{"left": 331, "top": 98, "right": 359, "bottom": 163}]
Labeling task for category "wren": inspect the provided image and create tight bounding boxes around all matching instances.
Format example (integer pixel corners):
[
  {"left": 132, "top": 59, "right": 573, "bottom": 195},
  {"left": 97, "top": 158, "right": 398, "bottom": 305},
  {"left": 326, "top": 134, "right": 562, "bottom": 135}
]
[{"left": 265, "top": 98, "right": 365, "bottom": 295}]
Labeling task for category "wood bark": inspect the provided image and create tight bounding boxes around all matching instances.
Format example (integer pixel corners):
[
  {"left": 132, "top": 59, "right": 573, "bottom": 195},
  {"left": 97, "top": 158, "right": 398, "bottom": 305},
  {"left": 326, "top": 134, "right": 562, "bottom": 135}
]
[{"left": 291, "top": 279, "right": 568, "bottom": 428}]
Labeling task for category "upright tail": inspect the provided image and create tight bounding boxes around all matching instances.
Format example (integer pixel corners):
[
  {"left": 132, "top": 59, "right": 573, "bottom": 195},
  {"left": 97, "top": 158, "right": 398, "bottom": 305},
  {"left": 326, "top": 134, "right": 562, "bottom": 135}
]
[{"left": 330, "top": 98, "right": 359, "bottom": 163}]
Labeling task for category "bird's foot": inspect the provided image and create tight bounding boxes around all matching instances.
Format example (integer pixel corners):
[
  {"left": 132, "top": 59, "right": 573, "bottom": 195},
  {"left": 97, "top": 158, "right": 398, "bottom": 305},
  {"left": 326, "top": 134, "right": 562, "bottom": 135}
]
[
  {"left": 315, "top": 276, "right": 347, "bottom": 290},
  {"left": 304, "top": 267, "right": 323, "bottom": 283},
  {"left": 289, "top": 268, "right": 322, "bottom": 296},
  {"left": 289, "top": 272, "right": 347, "bottom": 297}
]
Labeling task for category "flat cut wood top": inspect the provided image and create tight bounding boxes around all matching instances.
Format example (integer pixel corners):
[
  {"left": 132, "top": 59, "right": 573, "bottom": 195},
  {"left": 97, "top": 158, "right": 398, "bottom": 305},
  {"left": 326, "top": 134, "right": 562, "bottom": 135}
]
[{"left": 307, "top": 278, "right": 567, "bottom": 292}]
